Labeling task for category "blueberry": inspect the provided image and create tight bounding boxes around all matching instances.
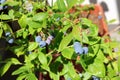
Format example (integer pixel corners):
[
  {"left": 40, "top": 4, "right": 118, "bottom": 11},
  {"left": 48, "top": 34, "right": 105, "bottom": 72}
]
[
  {"left": 39, "top": 41, "right": 46, "bottom": 48},
  {"left": 47, "top": 35, "right": 53, "bottom": 40},
  {"left": 5, "top": 32, "right": 11, "bottom": 36},
  {"left": 83, "top": 47, "right": 88, "bottom": 54},
  {"left": 73, "top": 42, "right": 83, "bottom": 54},
  {"left": 35, "top": 36, "right": 42, "bottom": 43},
  {"left": 8, "top": 38, "right": 14, "bottom": 44},
  {"left": 45, "top": 39, "right": 51, "bottom": 45},
  {"left": 92, "top": 76, "right": 100, "bottom": 80}
]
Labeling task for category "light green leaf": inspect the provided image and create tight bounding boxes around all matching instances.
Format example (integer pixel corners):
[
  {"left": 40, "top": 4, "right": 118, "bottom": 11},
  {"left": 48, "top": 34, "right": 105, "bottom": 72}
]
[
  {"left": 0, "top": 62, "right": 12, "bottom": 76},
  {"left": 10, "top": 46, "right": 25, "bottom": 57},
  {"left": 16, "top": 73, "right": 27, "bottom": 80},
  {"left": 66, "top": 0, "right": 78, "bottom": 9},
  {"left": 27, "top": 20, "right": 42, "bottom": 29},
  {"left": 57, "top": 0, "right": 67, "bottom": 12},
  {"left": 61, "top": 47, "right": 74, "bottom": 59},
  {"left": 32, "top": 13, "right": 48, "bottom": 22},
  {"left": 38, "top": 52, "right": 47, "bottom": 65},
  {"left": 49, "top": 71, "right": 60, "bottom": 80},
  {"left": 26, "top": 73, "right": 37, "bottom": 80},
  {"left": 72, "top": 26, "right": 82, "bottom": 41},
  {"left": 28, "top": 27, "right": 36, "bottom": 35},
  {"left": 10, "top": 58, "right": 21, "bottom": 65},
  {"left": 107, "top": 64, "right": 116, "bottom": 78},
  {"left": 28, "top": 53, "right": 38, "bottom": 61},
  {"left": 0, "top": 14, "right": 11, "bottom": 20},
  {"left": 58, "top": 33, "right": 73, "bottom": 52},
  {"left": 0, "top": 28, "right": 3, "bottom": 38},
  {"left": 28, "top": 42, "right": 38, "bottom": 51},
  {"left": 118, "top": 56, "right": 120, "bottom": 72},
  {"left": 82, "top": 32, "right": 89, "bottom": 43},
  {"left": 87, "top": 60, "right": 105, "bottom": 77},
  {"left": 5, "top": 1, "right": 19, "bottom": 6},
  {"left": 18, "top": 15, "right": 27, "bottom": 28},
  {"left": 8, "top": 9, "right": 14, "bottom": 19},
  {"left": 12, "top": 66, "right": 29, "bottom": 75},
  {"left": 112, "top": 76, "right": 120, "bottom": 80},
  {"left": 23, "top": 31, "right": 28, "bottom": 39}
]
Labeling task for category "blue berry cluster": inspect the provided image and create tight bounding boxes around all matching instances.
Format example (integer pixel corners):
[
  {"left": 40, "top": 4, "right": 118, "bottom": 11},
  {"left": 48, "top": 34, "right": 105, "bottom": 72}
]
[
  {"left": 35, "top": 35, "right": 46, "bottom": 48},
  {"left": 5, "top": 32, "right": 14, "bottom": 44},
  {"left": 92, "top": 76, "right": 100, "bottom": 80},
  {"left": 73, "top": 42, "right": 88, "bottom": 55}
]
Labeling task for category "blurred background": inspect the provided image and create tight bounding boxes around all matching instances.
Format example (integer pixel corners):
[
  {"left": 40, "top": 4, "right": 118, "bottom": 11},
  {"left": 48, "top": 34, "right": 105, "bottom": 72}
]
[{"left": 48, "top": 0, "right": 120, "bottom": 41}]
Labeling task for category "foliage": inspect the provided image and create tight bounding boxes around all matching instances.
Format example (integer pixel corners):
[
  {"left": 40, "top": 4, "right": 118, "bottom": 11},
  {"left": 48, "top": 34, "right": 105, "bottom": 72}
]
[{"left": 0, "top": 0, "right": 120, "bottom": 80}]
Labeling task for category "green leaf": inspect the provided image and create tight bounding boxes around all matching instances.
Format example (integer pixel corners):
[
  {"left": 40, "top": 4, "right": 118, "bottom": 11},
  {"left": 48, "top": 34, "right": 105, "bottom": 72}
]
[
  {"left": 28, "top": 42, "right": 38, "bottom": 51},
  {"left": 18, "top": 15, "right": 27, "bottom": 28},
  {"left": 27, "top": 20, "right": 42, "bottom": 29},
  {"left": 26, "top": 73, "right": 37, "bottom": 80},
  {"left": 0, "top": 28, "right": 3, "bottom": 38},
  {"left": 12, "top": 66, "right": 29, "bottom": 75},
  {"left": 16, "top": 73, "right": 27, "bottom": 80},
  {"left": 57, "top": 0, "right": 67, "bottom": 12},
  {"left": 72, "top": 26, "right": 82, "bottom": 41},
  {"left": 61, "top": 47, "right": 74, "bottom": 59},
  {"left": 0, "top": 62, "right": 12, "bottom": 76},
  {"left": 5, "top": 1, "right": 19, "bottom": 6},
  {"left": 82, "top": 32, "right": 89, "bottom": 43},
  {"left": 87, "top": 60, "right": 105, "bottom": 77},
  {"left": 8, "top": 9, "right": 14, "bottom": 19},
  {"left": 10, "top": 46, "right": 25, "bottom": 57},
  {"left": 66, "top": 0, "right": 78, "bottom": 9},
  {"left": 32, "top": 12, "right": 48, "bottom": 22},
  {"left": 107, "top": 64, "right": 116, "bottom": 78},
  {"left": 67, "top": 62, "right": 79, "bottom": 79},
  {"left": 112, "top": 76, "right": 120, "bottom": 80},
  {"left": 23, "top": 31, "right": 28, "bottom": 39},
  {"left": 28, "top": 53, "right": 38, "bottom": 61},
  {"left": 89, "top": 24, "right": 98, "bottom": 36},
  {"left": 38, "top": 52, "right": 47, "bottom": 65},
  {"left": 28, "top": 27, "right": 36, "bottom": 35},
  {"left": 49, "top": 71, "right": 60, "bottom": 80},
  {"left": 118, "top": 56, "right": 120, "bottom": 72},
  {"left": 58, "top": 33, "right": 73, "bottom": 52},
  {"left": 10, "top": 58, "right": 21, "bottom": 65},
  {"left": 0, "top": 14, "right": 11, "bottom": 20}
]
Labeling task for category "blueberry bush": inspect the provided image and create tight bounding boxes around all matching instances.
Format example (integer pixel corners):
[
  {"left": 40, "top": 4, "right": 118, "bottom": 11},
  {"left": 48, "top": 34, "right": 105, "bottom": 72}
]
[{"left": 0, "top": 0, "right": 120, "bottom": 80}]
